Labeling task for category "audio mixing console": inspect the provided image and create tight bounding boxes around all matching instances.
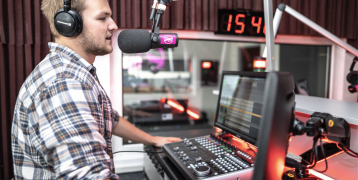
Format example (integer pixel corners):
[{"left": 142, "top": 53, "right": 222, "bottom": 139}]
[{"left": 163, "top": 133, "right": 256, "bottom": 180}]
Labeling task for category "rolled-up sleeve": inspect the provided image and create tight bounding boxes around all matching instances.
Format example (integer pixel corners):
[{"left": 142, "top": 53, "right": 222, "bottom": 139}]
[{"left": 32, "top": 78, "right": 118, "bottom": 179}]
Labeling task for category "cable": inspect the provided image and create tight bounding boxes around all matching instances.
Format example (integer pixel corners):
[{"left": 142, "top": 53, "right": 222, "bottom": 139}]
[
  {"left": 308, "top": 137, "right": 319, "bottom": 169},
  {"left": 113, "top": 151, "right": 164, "bottom": 154},
  {"left": 338, "top": 143, "right": 358, "bottom": 158},
  {"left": 315, "top": 138, "right": 328, "bottom": 173}
]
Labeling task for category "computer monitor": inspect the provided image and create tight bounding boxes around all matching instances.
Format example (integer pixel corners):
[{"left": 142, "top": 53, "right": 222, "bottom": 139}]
[
  {"left": 214, "top": 71, "right": 295, "bottom": 180},
  {"left": 214, "top": 71, "right": 267, "bottom": 146}
]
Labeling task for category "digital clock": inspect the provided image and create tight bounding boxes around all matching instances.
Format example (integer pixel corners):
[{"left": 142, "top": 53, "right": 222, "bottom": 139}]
[{"left": 216, "top": 9, "right": 266, "bottom": 37}]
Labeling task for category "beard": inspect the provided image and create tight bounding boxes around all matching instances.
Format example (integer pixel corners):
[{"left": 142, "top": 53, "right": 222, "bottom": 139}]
[{"left": 79, "top": 28, "right": 112, "bottom": 56}]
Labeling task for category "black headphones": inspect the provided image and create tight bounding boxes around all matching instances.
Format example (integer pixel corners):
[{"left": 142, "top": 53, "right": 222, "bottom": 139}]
[
  {"left": 54, "top": 0, "right": 83, "bottom": 37},
  {"left": 347, "top": 57, "right": 358, "bottom": 93}
]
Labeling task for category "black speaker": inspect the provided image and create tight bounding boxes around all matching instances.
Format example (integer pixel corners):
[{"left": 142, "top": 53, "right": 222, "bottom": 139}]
[
  {"left": 347, "top": 57, "right": 358, "bottom": 93},
  {"left": 54, "top": 0, "right": 83, "bottom": 37}
]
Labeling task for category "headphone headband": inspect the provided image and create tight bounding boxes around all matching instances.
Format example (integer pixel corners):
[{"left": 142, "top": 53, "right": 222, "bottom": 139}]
[{"left": 64, "top": 0, "right": 71, "bottom": 12}]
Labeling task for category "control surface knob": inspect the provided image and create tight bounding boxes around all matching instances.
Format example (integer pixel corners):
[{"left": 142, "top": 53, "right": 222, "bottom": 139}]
[
  {"left": 191, "top": 165, "right": 211, "bottom": 177},
  {"left": 173, "top": 147, "right": 179, "bottom": 151},
  {"left": 191, "top": 146, "right": 197, "bottom": 151}
]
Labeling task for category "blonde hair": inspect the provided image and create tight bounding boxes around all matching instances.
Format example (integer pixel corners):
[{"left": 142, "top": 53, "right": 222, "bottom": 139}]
[{"left": 41, "top": 0, "right": 87, "bottom": 38}]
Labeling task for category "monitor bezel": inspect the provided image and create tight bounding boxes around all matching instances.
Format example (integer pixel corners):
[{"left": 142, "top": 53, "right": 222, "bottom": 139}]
[{"left": 214, "top": 71, "right": 267, "bottom": 146}]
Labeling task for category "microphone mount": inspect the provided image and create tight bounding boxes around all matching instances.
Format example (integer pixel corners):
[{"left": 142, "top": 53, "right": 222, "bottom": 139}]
[{"left": 149, "top": 0, "right": 174, "bottom": 42}]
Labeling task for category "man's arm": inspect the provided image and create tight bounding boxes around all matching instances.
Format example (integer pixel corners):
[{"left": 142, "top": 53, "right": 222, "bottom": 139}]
[
  {"left": 36, "top": 78, "right": 118, "bottom": 179},
  {"left": 112, "top": 116, "right": 181, "bottom": 147}
]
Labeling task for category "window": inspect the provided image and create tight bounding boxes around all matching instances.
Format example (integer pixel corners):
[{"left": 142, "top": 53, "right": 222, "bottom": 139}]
[{"left": 121, "top": 39, "right": 331, "bottom": 145}]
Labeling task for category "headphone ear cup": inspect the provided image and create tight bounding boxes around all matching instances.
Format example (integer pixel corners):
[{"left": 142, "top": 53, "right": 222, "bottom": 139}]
[
  {"left": 346, "top": 71, "right": 358, "bottom": 85},
  {"left": 54, "top": 9, "right": 83, "bottom": 37}
]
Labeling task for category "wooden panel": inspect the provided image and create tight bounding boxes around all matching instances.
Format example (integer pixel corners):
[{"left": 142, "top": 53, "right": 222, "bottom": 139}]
[
  {"left": 195, "top": 0, "right": 202, "bottom": 30},
  {"left": 15, "top": 0, "right": 24, "bottom": 44},
  {"left": 184, "top": 0, "right": 190, "bottom": 30},
  {"left": 244, "top": 0, "right": 251, "bottom": 10},
  {"left": 296, "top": 0, "right": 304, "bottom": 34},
  {"left": 16, "top": 45, "right": 24, "bottom": 92},
  {"left": 7, "top": 0, "right": 15, "bottom": 44},
  {"left": 34, "top": 0, "right": 41, "bottom": 44},
  {"left": 0, "top": 44, "right": 6, "bottom": 180},
  {"left": 0, "top": 0, "right": 7, "bottom": 43},
  {"left": 309, "top": 0, "right": 318, "bottom": 36},
  {"left": 190, "top": 0, "right": 195, "bottom": 30},
  {"left": 125, "top": 1, "right": 132, "bottom": 28},
  {"left": 316, "top": 0, "right": 326, "bottom": 34},
  {"left": 24, "top": 0, "right": 33, "bottom": 44},
  {"left": 7, "top": 44, "right": 16, "bottom": 180},
  {"left": 228, "top": 0, "right": 233, "bottom": 8},
  {"left": 175, "top": 0, "right": 184, "bottom": 29},
  {"left": 110, "top": 0, "right": 118, "bottom": 26},
  {"left": 133, "top": 0, "right": 141, "bottom": 28},
  {"left": 120, "top": 0, "right": 126, "bottom": 28},
  {"left": 202, "top": 0, "right": 209, "bottom": 31},
  {"left": 219, "top": 0, "right": 227, "bottom": 9},
  {"left": 326, "top": 0, "right": 334, "bottom": 35},
  {"left": 41, "top": 12, "right": 52, "bottom": 44},
  {"left": 236, "top": 0, "right": 244, "bottom": 9},
  {"left": 25, "top": 45, "right": 33, "bottom": 77},
  {"left": 252, "top": 0, "right": 263, "bottom": 11},
  {"left": 345, "top": 0, "right": 356, "bottom": 39},
  {"left": 141, "top": 0, "right": 149, "bottom": 29},
  {"left": 209, "top": 0, "right": 216, "bottom": 31},
  {"left": 339, "top": 0, "right": 347, "bottom": 38},
  {"left": 332, "top": 0, "right": 342, "bottom": 37},
  {"left": 161, "top": 4, "right": 171, "bottom": 29},
  {"left": 287, "top": 0, "right": 298, "bottom": 35},
  {"left": 277, "top": 0, "right": 289, "bottom": 35},
  {"left": 34, "top": 44, "right": 41, "bottom": 67},
  {"left": 302, "top": 0, "right": 310, "bottom": 35}
]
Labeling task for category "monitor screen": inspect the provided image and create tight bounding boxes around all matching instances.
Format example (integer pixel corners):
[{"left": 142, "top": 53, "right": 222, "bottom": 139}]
[{"left": 214, "top": 71, "right": 267, "bottom": 145}]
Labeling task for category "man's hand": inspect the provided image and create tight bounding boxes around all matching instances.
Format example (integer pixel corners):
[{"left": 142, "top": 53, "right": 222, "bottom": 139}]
[{"left": 152, "top": 136, "right": 182, "bottom": 147}]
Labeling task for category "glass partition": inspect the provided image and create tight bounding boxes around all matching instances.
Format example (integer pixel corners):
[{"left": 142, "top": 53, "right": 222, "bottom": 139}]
[{"left": 121, "top": 39, "right": 331, "bottom": 145}]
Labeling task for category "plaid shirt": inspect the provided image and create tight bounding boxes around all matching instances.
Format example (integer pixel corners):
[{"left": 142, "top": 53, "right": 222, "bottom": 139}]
[{"left": 11, "top": 43, "right": 120, "bottom": 180}]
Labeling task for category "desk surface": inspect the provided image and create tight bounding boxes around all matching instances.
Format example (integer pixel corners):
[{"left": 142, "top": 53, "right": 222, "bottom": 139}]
[
  {"left": 295, "top": 95, "right": 358, "bottom": 125},
  {"left": 148, "top": 128, "right": 357, "bottom": 180}
]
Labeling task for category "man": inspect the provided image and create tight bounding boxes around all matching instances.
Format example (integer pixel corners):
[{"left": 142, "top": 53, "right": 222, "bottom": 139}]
[{"left": 11, "top": 0, "right": 181, "bottom": 179}]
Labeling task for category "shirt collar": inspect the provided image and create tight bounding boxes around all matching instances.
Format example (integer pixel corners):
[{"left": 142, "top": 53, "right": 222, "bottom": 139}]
[{"left": 48, "top": 42, "right": 93, "bottom": 72}]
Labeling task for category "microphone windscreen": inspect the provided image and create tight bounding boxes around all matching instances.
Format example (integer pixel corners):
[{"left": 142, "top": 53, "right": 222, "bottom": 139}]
[{"left": 118, "top": 29, "right": 152, "bottom": 53}]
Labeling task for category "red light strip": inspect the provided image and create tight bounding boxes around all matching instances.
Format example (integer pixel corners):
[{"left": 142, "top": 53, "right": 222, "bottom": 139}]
[
  {"left": 167, "top": 100, "right": 184, "bottom": 112},
  {"left": 315, "top": 151, "right": 343, "bottom": 164},
  {"left": 309, "top": 169, "right": 335, "bottom": 180},
  {"left": 187, "top": 110, "right": 200, "bottom": 119},
  {"left": 232, "top": 137, "right": 258, "bottom": 151}
]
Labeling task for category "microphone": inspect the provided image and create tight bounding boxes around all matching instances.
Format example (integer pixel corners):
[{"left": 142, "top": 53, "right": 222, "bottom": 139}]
[{"left": 118, "top": 29, "right": 179, "bottom": 54}]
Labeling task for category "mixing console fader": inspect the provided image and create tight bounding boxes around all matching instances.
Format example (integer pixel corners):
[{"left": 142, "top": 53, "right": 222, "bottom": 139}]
[{"left": 163, "top": 134, "right": 256, "bottom": 180}]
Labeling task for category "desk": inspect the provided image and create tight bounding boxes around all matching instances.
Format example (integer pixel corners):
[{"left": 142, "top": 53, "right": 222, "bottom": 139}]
[{"left": 144, "top": 128, "right": 357, "bottom": 180}]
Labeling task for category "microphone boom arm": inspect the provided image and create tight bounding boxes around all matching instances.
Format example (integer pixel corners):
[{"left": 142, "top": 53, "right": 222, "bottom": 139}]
[{"left": 262, "top": 3, "right": 358, "bottom": 58}]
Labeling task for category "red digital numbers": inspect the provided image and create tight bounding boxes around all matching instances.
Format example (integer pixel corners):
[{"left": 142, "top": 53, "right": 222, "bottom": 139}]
[
  {"left": 235, "top": 14, "right": 245, "bottom": 33},
  {"left": 221, "top": 14, "right": 266, "bottom": 35},
  {"left": 251, "top": 16, "right": 262, "bottom": 33},
  {"left": 221, "top": 14, "right": 233, "bottom": 32},
  {"left": 227, "top": 15, "right": 233, "bottom": 31}
]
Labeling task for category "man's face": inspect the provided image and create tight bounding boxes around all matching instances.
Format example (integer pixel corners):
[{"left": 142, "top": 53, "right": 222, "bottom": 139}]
[{"left": 79, "top": 0, "right": 118, "bottom": 56}]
